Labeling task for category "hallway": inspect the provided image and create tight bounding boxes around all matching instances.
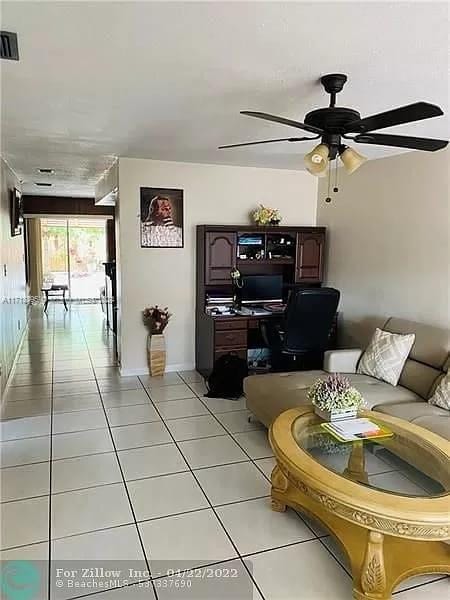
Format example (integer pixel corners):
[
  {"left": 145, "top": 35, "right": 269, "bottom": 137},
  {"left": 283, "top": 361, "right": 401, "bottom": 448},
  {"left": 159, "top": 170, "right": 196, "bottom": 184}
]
[{"left": 1, "top": 306, "right": 448, "bottom": 599}]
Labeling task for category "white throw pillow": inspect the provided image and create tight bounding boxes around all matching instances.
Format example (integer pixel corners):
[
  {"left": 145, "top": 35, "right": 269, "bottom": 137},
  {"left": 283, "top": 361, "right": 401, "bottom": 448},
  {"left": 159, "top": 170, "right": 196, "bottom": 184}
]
[
  {"left": 428, "top": 373, "right": 450, "bottom": 410},
  {"left": 357, "top": 328, "right": 415, "bottom": 386}
]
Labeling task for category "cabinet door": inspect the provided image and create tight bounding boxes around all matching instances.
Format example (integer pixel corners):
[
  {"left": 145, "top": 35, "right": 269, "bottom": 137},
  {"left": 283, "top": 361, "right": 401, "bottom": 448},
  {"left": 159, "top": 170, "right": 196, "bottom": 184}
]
[
  {"left": 295, "top": 231, "right": 325, "bottom": 282},
  {"left": 205, "top": 232, "right": 237, "bottom": 284}
]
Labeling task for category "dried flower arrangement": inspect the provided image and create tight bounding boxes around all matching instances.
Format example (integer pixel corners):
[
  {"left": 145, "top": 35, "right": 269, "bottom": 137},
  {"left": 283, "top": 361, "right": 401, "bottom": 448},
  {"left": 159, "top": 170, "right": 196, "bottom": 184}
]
[
  {"left": 142, "top": 305, "right": 172, "bottom": 334},
  {"left": 252, "top": 204, "right": 282, "bottom": 226},
  {"left": 308, "top": 373, "right": 364, "bottom": 412}
]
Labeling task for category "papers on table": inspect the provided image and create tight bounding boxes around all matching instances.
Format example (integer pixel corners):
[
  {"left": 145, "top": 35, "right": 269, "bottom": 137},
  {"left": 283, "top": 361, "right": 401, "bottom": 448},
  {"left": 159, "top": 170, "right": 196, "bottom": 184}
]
[{"left": 321, "top": 417, "right": 393, "bottom": 442}]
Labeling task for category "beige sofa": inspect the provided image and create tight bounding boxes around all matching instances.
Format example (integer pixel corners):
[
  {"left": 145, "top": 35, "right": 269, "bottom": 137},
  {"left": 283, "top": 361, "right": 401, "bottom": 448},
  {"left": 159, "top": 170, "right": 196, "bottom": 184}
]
[{"left": 244, "top": 318, "right": 450, "bottom": 440}]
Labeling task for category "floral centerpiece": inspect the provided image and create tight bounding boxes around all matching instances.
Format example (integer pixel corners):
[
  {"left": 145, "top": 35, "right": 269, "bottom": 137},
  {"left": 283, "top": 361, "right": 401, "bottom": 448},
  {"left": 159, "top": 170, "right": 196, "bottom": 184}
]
[
  {"left": 308, "top": 373, "right": 364, "bottom": 421},
  {"left": 252, "top": 204, "right": 281, "bottom": 226},
  {"left": 143, "top": 306, "right": 172, "bottom": 376}
]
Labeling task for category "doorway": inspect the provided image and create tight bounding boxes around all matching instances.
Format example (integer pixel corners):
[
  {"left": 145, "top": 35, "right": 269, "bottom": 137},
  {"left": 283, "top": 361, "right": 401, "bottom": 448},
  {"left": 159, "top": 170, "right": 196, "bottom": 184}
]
[{"left": 41, "top": 217, "right": 107, "bottom": 300}]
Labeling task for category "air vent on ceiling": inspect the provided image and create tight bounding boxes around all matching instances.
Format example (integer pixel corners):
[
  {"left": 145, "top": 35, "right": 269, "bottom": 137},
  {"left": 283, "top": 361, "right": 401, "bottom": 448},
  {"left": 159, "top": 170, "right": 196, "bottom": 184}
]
[
  {"left": 38, "top": 168, "right": 54, "bottom": 174},
  {"left": 35, "top": 182, "right": 52, "bottom": 187},
  {"left": 1, "top": 31, "right": 19, "bottom": 61}
]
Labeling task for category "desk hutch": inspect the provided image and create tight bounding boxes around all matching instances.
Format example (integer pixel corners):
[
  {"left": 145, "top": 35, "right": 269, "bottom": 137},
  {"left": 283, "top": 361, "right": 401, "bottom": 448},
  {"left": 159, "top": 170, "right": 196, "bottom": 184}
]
[{"left": 195, "top": 224, "right": 331, "bottom": 376}]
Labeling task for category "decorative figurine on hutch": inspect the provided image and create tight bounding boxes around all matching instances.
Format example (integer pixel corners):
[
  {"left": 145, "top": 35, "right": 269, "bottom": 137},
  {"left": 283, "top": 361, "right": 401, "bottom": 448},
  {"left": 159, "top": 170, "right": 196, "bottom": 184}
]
[{"left": 252, "top": 205, "right": 281, "bottom": 226}]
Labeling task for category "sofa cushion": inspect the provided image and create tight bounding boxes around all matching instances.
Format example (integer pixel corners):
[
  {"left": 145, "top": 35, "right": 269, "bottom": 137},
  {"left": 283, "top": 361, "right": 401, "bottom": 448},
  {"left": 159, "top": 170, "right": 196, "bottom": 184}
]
[
  {"left": 383, "top": 318, "right": 449, "bottom": 398},
  {"left": 244, "top": 370, "right": 324, "bottom": 427},
  {"left": 344, "top": 374, "right": 422, "bottom": 409},
  {"left": 374, "top": 401, "right": 449, "bottom": 422},
  {"left": 357, "top": 328, "right": 415, "bottom": 386},
  {"left": 410, "top": 416, "right": 450, "bottom": 441},
  {"left": 384, "top": 318, "right": 450, "bottom": 370},
  {"left": 244, "top": 370, "right": 421, "bottom": 427},
  {"left": 373, "top": 402, "right": 450, "bottom": 441},
  {"left": 428, "top": 372, "right": 450, "bottom": 410},
  {"left": 396, "top": 359, "right": 443, "bottom": 400}
]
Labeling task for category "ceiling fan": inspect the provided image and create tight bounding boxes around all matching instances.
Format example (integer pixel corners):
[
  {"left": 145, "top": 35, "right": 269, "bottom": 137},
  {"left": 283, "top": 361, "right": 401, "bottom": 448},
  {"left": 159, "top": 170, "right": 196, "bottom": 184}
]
[{"left": 219, "top": 74, "right": 448, "bottom": 183}]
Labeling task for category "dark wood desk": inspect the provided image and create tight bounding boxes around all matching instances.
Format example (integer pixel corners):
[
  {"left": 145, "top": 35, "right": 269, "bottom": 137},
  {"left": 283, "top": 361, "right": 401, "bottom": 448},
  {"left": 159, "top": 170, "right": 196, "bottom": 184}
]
[
  {"left": 195, "top": 224, "right": 330, "bottom": 377},
  {"left": 195, "top": 311, "right": 338, "bottom": 377}
]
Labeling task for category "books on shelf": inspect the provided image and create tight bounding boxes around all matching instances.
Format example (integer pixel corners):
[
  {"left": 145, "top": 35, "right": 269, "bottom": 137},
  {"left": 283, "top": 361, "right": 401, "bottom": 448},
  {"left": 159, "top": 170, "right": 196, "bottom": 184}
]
[
  {"left": 205, "top": 294, "right": 234, "bottom": 315},
  {"left": 321, "top": 417, "right": 393, "bottom": 442},
  {"left": 206, "top": 295, "right": 233, "bottom": 305}
]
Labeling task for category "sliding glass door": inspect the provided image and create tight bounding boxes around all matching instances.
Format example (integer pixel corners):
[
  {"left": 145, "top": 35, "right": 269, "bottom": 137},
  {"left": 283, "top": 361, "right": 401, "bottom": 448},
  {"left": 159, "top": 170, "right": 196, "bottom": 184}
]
[
  {"left": 68, "top": 218, "right": 107, "bottom": 299},
  {"left": 41, "top": 219, "right": 70, "bottom": 289},
  {"left": 41, "top": 218, "right": 107, "bottom": 300}
]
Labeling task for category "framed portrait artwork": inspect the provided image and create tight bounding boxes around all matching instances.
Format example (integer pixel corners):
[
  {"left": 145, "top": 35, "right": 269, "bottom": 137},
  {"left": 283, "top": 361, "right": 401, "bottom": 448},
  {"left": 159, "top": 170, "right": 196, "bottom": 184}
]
[{"left": 140, "top": 187, "right": 184, "bottom": 248}]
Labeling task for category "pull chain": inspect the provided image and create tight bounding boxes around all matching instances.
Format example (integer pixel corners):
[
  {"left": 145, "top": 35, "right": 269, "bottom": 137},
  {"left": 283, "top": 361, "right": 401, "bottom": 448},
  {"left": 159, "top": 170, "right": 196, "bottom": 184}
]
[
  {"left": 333, "top": 159, "right": 339, "bottom": 193},
  {"left": 325, "top": 161, "right": 332, "bottom": 203}
]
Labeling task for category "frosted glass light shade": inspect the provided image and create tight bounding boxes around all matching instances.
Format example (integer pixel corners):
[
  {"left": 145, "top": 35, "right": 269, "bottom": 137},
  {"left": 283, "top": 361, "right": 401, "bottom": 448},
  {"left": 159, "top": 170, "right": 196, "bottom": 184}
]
[
  {"left": 304, "top": 144, "right": 329, "bottom": 176},
  {"left": 340, "top": 146, "right": 367, "bottom": 174}
]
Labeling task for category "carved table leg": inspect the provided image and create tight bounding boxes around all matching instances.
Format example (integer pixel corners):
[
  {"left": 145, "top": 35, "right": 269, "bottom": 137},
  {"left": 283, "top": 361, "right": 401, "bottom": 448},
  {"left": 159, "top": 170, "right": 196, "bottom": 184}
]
[
  {"left": 271, "top": 464, "right": 288, "bottom": 512},
  {"left": 271, "top": 498, "right": 287, "bottom": 512},
  {"left": 359, "top": 531, "right": 387, "bottom": 598},
  {"left": 352, "top": 532, "right": 450, "bottom": 599}
]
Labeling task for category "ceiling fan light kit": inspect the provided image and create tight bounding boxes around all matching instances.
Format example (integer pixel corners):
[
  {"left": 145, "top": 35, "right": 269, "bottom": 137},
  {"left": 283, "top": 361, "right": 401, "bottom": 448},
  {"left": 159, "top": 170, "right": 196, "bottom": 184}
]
[
  {"left": 219, "top": 73, "right": 448, "bottom": 201},
  {"left": 304, "top": 143, "right": 329, "bottom": 176},
  {"left": 339, "top": 145, "right": 367, "bottom": 174}
]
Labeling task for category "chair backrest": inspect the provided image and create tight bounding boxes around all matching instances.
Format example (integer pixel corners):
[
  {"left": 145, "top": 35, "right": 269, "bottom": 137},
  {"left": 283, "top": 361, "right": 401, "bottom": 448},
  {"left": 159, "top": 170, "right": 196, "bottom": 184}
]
[{"left": 283, "top": 287, "right": 340, "bottom": 354}]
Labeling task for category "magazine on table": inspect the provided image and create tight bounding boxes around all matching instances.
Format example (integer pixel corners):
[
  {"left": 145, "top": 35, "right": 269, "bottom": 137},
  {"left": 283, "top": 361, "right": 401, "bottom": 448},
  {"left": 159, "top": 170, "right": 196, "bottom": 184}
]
[{"left": 321, "top": 417, "right": 393, "bottom": 442}]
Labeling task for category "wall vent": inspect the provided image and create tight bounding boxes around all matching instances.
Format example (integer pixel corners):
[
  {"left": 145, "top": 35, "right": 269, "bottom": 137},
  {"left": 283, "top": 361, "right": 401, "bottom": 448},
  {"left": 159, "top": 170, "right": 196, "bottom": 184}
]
[
  {"left": 1, "top": 31, "right": 19, "bottom": 61},
  {"left": 35, "top": 182, "right": 52, "bottom": 187}
]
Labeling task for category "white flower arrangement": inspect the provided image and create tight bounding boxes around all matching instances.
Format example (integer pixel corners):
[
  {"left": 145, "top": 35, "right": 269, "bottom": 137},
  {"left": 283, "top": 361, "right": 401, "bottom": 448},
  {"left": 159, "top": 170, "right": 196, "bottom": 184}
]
[
  {"left": 252, "top": 204, "right": 281, "bottom": 226},
  {"left": 308, "top": 373, "right": 364, "bottom": 411}
]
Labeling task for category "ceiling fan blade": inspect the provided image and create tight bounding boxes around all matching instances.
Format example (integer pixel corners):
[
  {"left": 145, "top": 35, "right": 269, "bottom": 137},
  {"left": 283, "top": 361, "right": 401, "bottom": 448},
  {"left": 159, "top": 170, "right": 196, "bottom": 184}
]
[
  {"left": 241, "top": 111, "right": 323, "bottom": 135},
  {"left": 345, "top": 102, "right": 444, "bottom": 133},
  {"left": 353, "top": 133, "right": 448, "bottom": 152},
  {"left": 218, "top": 136, "right": 317, "bottom": 149}
]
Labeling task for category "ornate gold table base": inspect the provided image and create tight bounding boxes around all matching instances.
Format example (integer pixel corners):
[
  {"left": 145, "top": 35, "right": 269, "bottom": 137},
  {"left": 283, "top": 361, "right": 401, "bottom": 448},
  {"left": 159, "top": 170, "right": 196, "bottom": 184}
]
[{"left": 271, "top": 464, "right": 450, "bottom": 599}]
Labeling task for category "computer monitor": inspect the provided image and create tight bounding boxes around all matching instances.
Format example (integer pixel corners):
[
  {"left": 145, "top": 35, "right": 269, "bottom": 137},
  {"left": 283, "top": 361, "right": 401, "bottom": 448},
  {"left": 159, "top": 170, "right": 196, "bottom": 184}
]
[{"left": 240, "top": 275, "right": 283, "bottom": 304}]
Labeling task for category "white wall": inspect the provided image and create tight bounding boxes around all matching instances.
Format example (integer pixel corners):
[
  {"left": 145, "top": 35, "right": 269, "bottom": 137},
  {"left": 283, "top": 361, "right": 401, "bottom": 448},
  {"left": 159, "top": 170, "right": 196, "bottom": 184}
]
[
  {"left": 117, "top": 158, "right": 318, "bottom": 374},
  {"left": 317, "top": 149, "right": 450, "bottom": 347},
  {"left": 0, "top": 159, "right": 27, "bottom": 395}
]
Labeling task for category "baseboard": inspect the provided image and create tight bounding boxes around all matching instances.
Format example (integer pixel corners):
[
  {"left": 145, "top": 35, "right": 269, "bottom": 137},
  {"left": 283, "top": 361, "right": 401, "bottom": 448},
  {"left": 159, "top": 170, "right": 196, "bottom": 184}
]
[
  {"left": 1, "top": 317, "right": 29, "bottom": 406},
  {"left": 119, "top": 363, "right": 196, "bottom": 377}
]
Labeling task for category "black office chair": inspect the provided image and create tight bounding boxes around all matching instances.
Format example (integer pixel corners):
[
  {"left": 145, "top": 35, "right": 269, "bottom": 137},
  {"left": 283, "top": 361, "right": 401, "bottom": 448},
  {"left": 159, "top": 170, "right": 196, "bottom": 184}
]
[{"left": 262, "top": 287, "right": 340, "bottom": 372}]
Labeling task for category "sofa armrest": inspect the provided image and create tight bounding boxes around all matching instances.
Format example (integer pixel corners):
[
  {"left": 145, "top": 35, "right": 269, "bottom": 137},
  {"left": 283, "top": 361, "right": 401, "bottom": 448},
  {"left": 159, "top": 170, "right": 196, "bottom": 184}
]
[{"left": 324, "top": 349, "right": 363, "bottom": 374}]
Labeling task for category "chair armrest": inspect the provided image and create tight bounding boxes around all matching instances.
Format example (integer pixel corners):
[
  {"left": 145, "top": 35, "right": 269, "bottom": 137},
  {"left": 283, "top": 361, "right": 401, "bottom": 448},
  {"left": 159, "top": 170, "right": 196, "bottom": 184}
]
[{"left": 324, "top": 349, "right": 363, "bottom": 374}]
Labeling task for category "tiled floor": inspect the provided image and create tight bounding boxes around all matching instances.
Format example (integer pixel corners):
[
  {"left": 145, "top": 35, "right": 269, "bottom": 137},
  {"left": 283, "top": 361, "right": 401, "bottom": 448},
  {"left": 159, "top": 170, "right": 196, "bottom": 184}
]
[{"left": 1, "top": 305, "right": 448, "bottom": 599}]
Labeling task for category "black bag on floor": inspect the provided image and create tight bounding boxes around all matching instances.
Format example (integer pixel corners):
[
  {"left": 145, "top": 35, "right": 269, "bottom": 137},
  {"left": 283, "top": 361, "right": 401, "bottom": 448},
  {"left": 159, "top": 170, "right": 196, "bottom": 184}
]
[{"left": 205, "top": 353, "right": 248, "bottom": 400}]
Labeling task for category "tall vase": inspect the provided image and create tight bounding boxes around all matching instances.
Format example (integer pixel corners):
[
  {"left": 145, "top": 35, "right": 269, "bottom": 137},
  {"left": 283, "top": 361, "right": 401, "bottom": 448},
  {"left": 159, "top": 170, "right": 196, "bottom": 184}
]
[{"left": 147, "top": 333, "right": 166, "bottom": 377}]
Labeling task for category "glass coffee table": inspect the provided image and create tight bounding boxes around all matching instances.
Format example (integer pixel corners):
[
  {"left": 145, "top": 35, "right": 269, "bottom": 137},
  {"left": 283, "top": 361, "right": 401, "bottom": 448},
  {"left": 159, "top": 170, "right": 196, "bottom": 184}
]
[{"left": 269, "top": 406, "right": 450, "bottom": 600}]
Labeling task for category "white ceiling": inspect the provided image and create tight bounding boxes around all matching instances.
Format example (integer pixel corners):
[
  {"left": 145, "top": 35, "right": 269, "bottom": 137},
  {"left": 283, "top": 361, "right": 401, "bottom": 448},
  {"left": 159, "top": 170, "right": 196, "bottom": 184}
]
[{"left": 1, "top": 1, "right": 449, "bottom": 197}]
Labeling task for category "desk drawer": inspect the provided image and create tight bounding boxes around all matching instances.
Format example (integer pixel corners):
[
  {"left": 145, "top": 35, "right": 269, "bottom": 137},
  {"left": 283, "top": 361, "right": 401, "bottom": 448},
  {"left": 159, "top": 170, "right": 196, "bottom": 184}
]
[
  {"left": 215, "top": 319, "right": 247, "bottom": 331},
  {"left": 215, "top": 329, "right": 247, "bottom": 347}
]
